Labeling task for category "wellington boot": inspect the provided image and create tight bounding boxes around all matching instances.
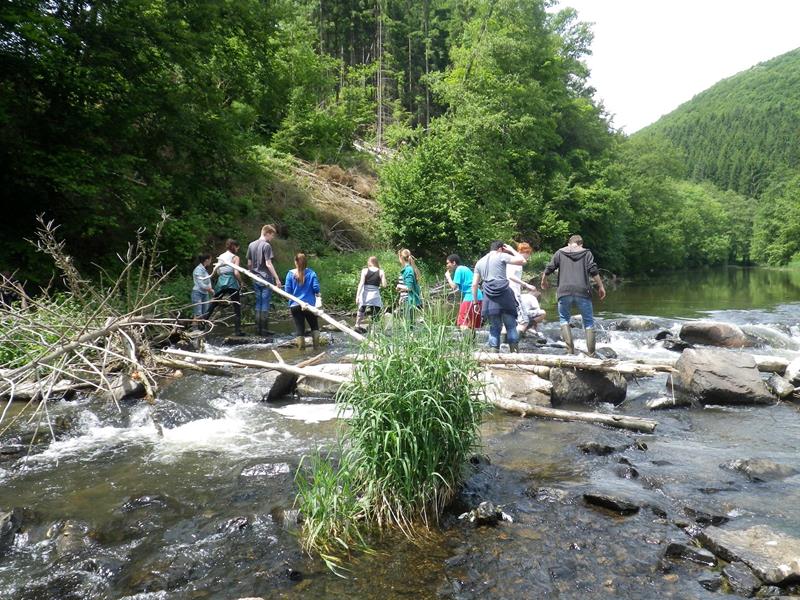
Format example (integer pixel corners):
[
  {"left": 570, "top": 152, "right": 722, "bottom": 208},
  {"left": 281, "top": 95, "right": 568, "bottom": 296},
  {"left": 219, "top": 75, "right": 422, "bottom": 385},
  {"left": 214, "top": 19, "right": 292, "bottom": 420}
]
[
  {"left": 586, "top": 328, "right": 597, "bottom": 357},
  {"left": 295, "top": 335, "right": 306, "bottom": 350},
  {"left": 509, "top": 342, "right": 519, "bottom": 353},
  {"left": 560, "top": 324, "right": 574, "bottom": 354},
  {"left": 311, "top": 330, "right": 320, "bottom": 349},
  {"left": 254, "top": 311, "right": 263, "bottom": 336}
]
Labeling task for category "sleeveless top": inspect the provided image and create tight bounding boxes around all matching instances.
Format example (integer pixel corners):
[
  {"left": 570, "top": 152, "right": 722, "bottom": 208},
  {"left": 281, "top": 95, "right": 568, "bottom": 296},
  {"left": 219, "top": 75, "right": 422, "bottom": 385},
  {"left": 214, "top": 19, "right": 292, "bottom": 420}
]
[{"left": 360, "top": 267, "right": 384, "bottom": 307}]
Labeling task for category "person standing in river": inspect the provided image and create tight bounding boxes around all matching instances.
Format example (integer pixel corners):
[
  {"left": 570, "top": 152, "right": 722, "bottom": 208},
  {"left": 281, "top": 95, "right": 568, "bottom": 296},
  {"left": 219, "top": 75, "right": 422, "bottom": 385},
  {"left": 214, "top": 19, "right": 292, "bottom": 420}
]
[
  {"left": 444, "top": 254, "right": 482, "bottom": 331},
  {"left": 191, "top": 254, "right": 213, "bottom": 328},
  {"left": 471, "top": 241, "right": 527, "bottom": 353},
  {"left": 540, "top": 234, "right": 606, "bottom": 356},
  {"left": 354, "top": 256, "right": 387, "bottom": 332},
  {"left": 284, "top": 253, "right": 322, "bottom": 350},
  {"left": 246, "top": 224, "right": 282, "bottom": 336},
  {"left": 205, "top": 239, "right": 243, "bottom": 336},
  {"left": 396, "top": 249, "right": 422, "bottom": 322}
]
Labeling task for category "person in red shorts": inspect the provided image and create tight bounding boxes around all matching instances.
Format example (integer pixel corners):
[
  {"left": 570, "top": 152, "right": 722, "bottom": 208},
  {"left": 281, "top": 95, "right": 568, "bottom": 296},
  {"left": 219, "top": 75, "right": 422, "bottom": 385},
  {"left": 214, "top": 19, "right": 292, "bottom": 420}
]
[{"left": 444, "top": 254, "right": 483, "bottom": 331}]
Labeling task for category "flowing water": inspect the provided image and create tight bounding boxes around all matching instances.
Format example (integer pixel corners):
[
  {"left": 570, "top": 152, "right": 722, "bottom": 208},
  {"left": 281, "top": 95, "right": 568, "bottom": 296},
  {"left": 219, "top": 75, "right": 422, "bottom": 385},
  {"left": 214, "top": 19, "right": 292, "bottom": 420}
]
[{"left": 2, "top": 267, "right": 800, "bottom": 599}]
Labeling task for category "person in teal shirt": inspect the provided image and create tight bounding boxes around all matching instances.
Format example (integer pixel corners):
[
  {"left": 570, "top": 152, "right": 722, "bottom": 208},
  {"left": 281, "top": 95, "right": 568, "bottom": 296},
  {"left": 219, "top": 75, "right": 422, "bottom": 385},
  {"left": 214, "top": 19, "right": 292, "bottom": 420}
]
[
  {"left": 395, "top": 248, "right": 421, "bottom": 321},
  {"left": 445, "top": 254, "right": 483, "bottom": 330}
]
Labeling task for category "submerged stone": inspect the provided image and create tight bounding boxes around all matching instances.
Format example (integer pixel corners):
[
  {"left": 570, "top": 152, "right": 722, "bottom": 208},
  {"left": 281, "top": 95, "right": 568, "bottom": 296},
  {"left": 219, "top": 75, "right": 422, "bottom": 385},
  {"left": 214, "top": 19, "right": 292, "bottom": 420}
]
[
  {"left": 582, "top": 493, "right": 639, "bottom": 515},
  {"left": 578, "top": 442, "right": 616, "bottom": 455},
  {"left": 723, "top": 561, "right": 762, "bottom": 597},
  {"left": 664, "top": 541, "right": 717, "bottom": 566},
  {"left": 550, "top": 368, "right": 626, "bottom": 405},
  {"left": 614, "top": 317, "right": 658, "bottom": 331},
  {"left": 721, "top": 458, "right": 799, "bottom": 482},
  {"left": 699, "top": 525, "right": 800, "bottom": 585},
  {"left": 683, "top": 505, "right": 729, "bottom": 526}
]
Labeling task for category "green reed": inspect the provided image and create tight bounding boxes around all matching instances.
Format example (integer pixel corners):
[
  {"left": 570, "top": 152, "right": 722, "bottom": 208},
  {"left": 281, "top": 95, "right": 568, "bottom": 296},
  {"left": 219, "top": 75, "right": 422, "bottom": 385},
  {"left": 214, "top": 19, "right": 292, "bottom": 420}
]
[{"left": 295, "top": 306, "right": 486, "bottom": 563}]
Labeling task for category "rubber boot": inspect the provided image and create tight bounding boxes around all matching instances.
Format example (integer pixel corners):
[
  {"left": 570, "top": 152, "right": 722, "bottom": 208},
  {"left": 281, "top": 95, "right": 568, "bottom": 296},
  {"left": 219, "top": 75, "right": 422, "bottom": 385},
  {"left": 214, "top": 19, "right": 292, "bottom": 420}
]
[
  {"left": 254, "top": 310, "right": 263, "bottom": 336},
  {"left": 311, "top": 330, "right": 320, "bottom": 350},
  {"left": 509, "top": 342, "right": 519, "bottom": 353},
  {"left": 585, "top": 328, "right": 596, "bottom": 357},
  {"left": 295, "top": 335, "right": 306, "bottom": 350},
  {"left": 560, "top": 324, "right": 574, "bottom": 354}
]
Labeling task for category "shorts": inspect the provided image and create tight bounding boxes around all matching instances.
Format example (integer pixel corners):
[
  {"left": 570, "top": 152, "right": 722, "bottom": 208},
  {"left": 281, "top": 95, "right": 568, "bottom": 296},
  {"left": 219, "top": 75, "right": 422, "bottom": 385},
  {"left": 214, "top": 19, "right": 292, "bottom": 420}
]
[{"left": 456, "top": 301, "right": 482, "bottom": 329}]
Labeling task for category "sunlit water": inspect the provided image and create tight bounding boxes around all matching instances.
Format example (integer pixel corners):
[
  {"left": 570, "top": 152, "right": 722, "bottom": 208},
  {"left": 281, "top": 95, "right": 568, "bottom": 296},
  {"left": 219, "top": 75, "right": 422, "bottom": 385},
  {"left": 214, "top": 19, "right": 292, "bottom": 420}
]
[{"left": 1, "top": 267, "right": 800, "bottom": 599}]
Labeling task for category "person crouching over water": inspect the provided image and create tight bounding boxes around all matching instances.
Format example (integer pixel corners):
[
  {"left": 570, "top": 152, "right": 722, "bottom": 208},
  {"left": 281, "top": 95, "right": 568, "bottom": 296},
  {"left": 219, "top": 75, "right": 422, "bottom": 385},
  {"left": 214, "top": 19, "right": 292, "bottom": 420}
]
[
  {"left": 354, "top": 256, "right": 387, "bottom": 332},
  {"left": 396, "top": 249, "right": 422, "bottom": 322},
  {"left": 445, "top": 254, "right": 482, "bottom": 332},
  {"left": 205, "top": 239, "right": 243, "bottom": 336},
  {"left": 471, "top": 241, "right": 527, "bottom": 352},
  {"left": 285, "top": 253, "right": 321, "bottom": 350},
  {"left": 540, "top": 234, "right": 606, "bottom": 356}
]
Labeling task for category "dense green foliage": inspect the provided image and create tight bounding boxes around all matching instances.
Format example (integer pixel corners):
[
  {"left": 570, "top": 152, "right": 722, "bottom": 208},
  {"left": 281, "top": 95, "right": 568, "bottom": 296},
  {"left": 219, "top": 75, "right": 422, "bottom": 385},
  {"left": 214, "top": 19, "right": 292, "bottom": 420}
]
[{"left": 296, "top": 315, "right": 485, "bottom": 563}]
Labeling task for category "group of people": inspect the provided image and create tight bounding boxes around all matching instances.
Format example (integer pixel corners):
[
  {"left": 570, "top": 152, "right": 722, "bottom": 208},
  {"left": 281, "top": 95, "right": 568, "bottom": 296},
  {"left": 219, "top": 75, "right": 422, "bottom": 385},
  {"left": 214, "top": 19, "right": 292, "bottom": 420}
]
[{"left": 192, "top": 225, "right": 605, "bottom": 355}]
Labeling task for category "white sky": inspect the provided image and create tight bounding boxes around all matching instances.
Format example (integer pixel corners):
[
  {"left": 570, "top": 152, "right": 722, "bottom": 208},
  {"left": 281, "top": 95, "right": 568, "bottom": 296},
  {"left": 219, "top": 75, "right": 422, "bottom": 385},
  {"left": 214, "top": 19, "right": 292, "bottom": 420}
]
[{"left": 559, "top": 0, "right": 800, "bottom": 133}]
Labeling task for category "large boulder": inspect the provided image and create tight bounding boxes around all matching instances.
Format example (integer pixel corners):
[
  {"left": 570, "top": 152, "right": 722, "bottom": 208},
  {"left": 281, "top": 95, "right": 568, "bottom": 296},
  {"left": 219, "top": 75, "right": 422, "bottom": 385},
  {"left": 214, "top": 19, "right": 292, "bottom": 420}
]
[
  {"left": 679, "top": 320, "right": 751, "bottom": 348},
  {"left": 785, "top": 357, "right": 800, "bottom": 386},
  {"left": 482, "top": 368, "right": 551, "bottom": 407},
  {"left": 672, "top": 348, "right": 774, "bottom": 405},
  {"left": 614, "top": 317, "right": 658, "bottom": 332},
  {"left": 550, "top": 368, "right": 626, "bottom": 406},
  {"left": 698, "top": 525, "right": 800, "bottom": 586}
]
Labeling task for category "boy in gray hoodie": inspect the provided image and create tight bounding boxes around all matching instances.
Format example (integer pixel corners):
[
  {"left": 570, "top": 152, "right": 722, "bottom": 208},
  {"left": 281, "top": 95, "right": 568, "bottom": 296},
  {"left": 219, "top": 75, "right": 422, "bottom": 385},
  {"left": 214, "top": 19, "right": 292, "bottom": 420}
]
[{"left": 540, "top": 235, "right": 606, "bottom": 356}]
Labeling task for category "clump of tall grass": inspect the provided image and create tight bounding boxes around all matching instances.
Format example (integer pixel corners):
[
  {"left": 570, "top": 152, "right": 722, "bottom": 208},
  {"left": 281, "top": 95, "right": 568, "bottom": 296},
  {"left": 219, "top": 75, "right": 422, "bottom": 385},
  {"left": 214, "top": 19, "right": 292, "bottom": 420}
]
[{"left": 295, "top": 309, "right": 486, "bottom": 564}]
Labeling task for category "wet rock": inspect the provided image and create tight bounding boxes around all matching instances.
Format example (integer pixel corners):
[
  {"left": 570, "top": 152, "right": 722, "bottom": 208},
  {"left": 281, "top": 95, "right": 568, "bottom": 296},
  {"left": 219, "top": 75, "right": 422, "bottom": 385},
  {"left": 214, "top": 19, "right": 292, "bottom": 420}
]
[
  {"left": 683, "top": 505, "right": 729, "bottom": 526},
  {"left": 527, "top": 487, "right": 570, "bottom": 503},
  {"left": 469, "top": 454, "right": 491, "bottom": 467},
  {"left": 615, "top": 464, "right": 639, "bottom": 480},
  {"left": 721, "top": 458, "right": 799, "bottom": 482},
  {"left": 698, "top": 574, "right": 723, "bottom": 592},
  {"left": 482, "top": 368, "right": 551, "bottom": 407},
  {"left": 0, "top": 437, "right": 25, "bottom": 460},
  {"left": 723, "top": 561, "right": 762, "bottom": 597},
  {"left": 0, "top": 508, "right": 22, "bottom": 556},
  {"left": 295, "top": 363, "right": 352, "bottom": 396},
  {"left": 101, "top": 374, "right": 146, "bottom": 403},
  {"left": 458, "top": 501, "right": 513, "bottom": 526},
  {"left": 663, "top": 338, "right": 693, "bottom": 353},
  {"left": 756, "top": 585, "right": 784, "bottom": 597},
  {"left": 219, "top": 516, "right": 250, "bottom": 533},
  {"left": 582, "top": 493, "right": 639, "bottom": 515},
  {"left": 765, "top": 374, "right": 796, "bottom": 399},
  {"left": 673, "top": 348, "right": 775, "bottom": 405},
  {"left": 741, "top": 324, "right": 799, "bottom": 351},
  {"left": 785, "top": 357, "right": 800, "bottom": 385},
  {"left": 664, "top": 541, "right": 717, "bottom": 566},
  {"left": 679, "top": 320, "right": 752, "bottom": 348},
  {"left": 46, "top": 520, "right": 92, "bottom": 558},
  {"left": 595, "top": 346, "right": 618, "bottom": 359},
  {"left": 699, "top": 525, "right": 800, "bottom": 585},
  {"left": 239, "top": 462, "right": 292, "bottom": 480},
  {"left": 646, "top": 395, "right": 692, "bottom": 410},
  {"left": 614, "top": 317, "right": 658, "bottom": 331},
  {"left": 550, "top": 368, "right": 626, "bottom": 405},
  {"left": 655, "top": 330, "right": 673, "bottom": 341},
  {"left": 578, "top": 442, "right": 616, "bottom": 455}
]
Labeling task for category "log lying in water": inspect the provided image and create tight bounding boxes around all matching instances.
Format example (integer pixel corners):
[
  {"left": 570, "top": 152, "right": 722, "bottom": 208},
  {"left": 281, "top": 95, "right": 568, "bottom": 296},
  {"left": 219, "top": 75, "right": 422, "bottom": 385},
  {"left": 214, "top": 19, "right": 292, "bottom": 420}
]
[
  {"left": 161, "top": 349, "right": 347, "bottom": 384},
  {"left": 490, "top": 396, "right": 658, "bottom": 433},
  {"left": 475, "top": 352, "right": 675, "bottom": 378},
  {"left": 648, "top": 354, "right": 789, "bottom": 375}
]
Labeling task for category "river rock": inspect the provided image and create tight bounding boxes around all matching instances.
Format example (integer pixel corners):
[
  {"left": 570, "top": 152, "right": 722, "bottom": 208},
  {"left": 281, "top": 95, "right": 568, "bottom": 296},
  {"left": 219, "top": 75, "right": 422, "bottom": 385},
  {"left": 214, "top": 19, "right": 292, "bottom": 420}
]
[
  {"left": 578, "top": 442, "right": 616, "bottom": 455},
  {"left": 723, "top": 561, "right": 762, "bottom": 596},
  {"left": 766, "top": 374, "right": 796, "bottom": 399},
  {"left": 295, "top": 363, "right": 352, "bottom": 396},
  {"left": 663, "top": 338, "right": 693, "bottom": 353},
  {"left": 101, "top": 374, "right": 146, "bottom": 403},
  {"left": 0, "top": 508, "right": 22, "bottom": 556},
  {"left": 741, "top": 324, "right": 799, "bottom": 351},
  {"left": 46, "top": 519, "right": 93, "bottom": 558},
  {"left": 664, "top": 541, "right": 717, "bottom": 566},
  {"left": 482, "top": 368, "right": 551, "bottom": 407},
  {"left": 679, "top": 320, "right": 751, "bottom": 348},
  {"left": 683, "top": 505, "right": 729, "bottom": 526},
  {"left": 614, "top": 317, "right": 658, "bottom": 331},
  {"left": 582, "top": 493, "right": 639, "bottom": 515},
  {"left": 698, "top": 525, "right": 800, "bottom": 585},
  {"left": 785, "top": 357, "right": 800, "bottom": 385},
  {"left": 672, "top": 348, "right": 774, "bottom": 405},
  {"left": 721, "top": 458, "right": 798, "bottom": 482},
  {"left": 550, "top": 368, "right": 626, "bottom": 406}
]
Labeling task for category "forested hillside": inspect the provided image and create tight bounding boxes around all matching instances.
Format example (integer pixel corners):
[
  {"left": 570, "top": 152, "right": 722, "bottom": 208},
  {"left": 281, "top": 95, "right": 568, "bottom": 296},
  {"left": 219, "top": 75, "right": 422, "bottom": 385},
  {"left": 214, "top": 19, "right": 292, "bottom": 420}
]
[
  {"left": 633, "top": 48, "right": 800, "bottom": 265},
  {"left": 1, "top": 0, "right": 794, "bottom": 285}
]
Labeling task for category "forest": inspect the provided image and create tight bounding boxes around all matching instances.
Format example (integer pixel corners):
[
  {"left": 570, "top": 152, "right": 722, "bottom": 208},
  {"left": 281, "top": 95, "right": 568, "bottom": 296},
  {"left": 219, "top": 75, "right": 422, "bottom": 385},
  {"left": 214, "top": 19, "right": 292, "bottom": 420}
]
[{"left": 1, "top": 0, "right": 797, "bottom": 287}]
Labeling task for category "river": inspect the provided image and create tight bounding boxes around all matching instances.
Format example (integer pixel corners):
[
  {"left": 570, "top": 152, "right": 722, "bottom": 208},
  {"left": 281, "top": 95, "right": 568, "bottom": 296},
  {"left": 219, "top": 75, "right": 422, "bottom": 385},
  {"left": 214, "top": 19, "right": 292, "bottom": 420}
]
[{"left": 1, "top": 267, "right": 799, "bottom": 599}]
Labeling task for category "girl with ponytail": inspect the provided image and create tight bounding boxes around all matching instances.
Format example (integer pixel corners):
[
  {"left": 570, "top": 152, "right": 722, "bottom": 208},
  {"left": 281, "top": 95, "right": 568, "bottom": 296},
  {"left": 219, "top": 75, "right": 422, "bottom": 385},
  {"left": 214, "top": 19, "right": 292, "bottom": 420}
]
[{"left": 396, "top": 248, "right": 422, "bottom": 319}]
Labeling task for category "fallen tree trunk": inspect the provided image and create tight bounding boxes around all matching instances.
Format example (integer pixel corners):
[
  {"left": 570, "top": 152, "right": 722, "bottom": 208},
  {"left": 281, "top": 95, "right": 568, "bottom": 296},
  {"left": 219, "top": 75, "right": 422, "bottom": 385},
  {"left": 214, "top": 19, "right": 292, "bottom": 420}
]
[
  {"left": 646, "top": 354, "right": 788, "bottom": 374},
  {"left": 218, "top": 260, "right": 366, "bottom": 343},
  {"left": 489, "top": 396, "right": 658, "bottom": 433},
  {"left": 475, "top": 352, "right": 674, "bottom": 378},
  {"left": 161, "top": 349, "right": 348, "bottom": 384}
]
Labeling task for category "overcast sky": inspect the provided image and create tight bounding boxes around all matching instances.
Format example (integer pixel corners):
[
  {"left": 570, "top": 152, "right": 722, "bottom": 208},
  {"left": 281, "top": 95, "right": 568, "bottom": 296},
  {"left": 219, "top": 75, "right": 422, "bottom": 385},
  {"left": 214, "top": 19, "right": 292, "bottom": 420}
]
[{"left": 558, "top": 0, "right": 800, "bottom": 133}]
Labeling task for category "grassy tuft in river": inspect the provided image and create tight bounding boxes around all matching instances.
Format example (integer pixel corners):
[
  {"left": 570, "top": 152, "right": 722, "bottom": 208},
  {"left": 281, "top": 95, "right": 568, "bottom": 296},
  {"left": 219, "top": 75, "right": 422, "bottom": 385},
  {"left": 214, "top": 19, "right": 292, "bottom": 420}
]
[{"left": 295, "top": 309, "right": 486, "bottom": 568}]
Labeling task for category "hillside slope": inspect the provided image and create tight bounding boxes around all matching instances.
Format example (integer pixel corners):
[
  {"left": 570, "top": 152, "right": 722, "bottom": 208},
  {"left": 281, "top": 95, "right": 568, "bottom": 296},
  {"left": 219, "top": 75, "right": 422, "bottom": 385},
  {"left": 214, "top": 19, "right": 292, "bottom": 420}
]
[{"left": 635, "top": 48, "right": 800, "bottom": 197}]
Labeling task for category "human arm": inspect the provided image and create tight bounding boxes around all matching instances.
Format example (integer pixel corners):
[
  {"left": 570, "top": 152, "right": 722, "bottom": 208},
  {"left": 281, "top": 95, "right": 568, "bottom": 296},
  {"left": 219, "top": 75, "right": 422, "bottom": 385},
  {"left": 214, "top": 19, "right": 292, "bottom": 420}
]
[
  {"left": 444, "top": 269, "right": 458, "bottom": 291},
  {"left": 502, "top": 244, "right": 527, "bottom": 266},
  {"left": 232, "top": 254, "right": 242, "bottom": 284},
  {"left": 379, "top": 269, "right": 387, "bottom": 288},
  {"left": 540, "top": 251, "right": 559, "bottom": 289},
  {"left": 471, "top": 269, "right": 481, "bottom": 302},
  {"left": 265, "top": 258, "right": 281, "bottom": 287},
  {"left": 592, "top": 274, "right": 606, "bottom": 300},
  {"left": 355, "top": 268, "right": 367, "bottom": 306},
  {"left": 507, "top": 274, "right": 537, "bottom": 292}
]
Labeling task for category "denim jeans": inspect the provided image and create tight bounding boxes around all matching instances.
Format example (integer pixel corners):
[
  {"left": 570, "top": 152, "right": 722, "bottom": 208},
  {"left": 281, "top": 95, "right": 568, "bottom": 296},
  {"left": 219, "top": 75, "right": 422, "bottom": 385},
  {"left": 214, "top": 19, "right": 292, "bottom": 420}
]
[
  {"left": 253, "top": 280, "right": 273, "bottom": 313},
  {"left": 557, "top": 295, "right": 594, "bottom": 328},
  {"left": 488, "top": 312, "right": 519, "bottom": 349},
  {"left": 191, "top": 290, "right": 209, "bottom": 317}
]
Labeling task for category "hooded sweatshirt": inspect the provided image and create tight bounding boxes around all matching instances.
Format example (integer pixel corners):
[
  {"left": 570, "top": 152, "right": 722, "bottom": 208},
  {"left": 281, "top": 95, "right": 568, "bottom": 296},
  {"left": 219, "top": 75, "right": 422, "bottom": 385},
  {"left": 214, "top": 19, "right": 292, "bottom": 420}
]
[{"left": 543, "top": 246, "right": 599, "bottom": 299}]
